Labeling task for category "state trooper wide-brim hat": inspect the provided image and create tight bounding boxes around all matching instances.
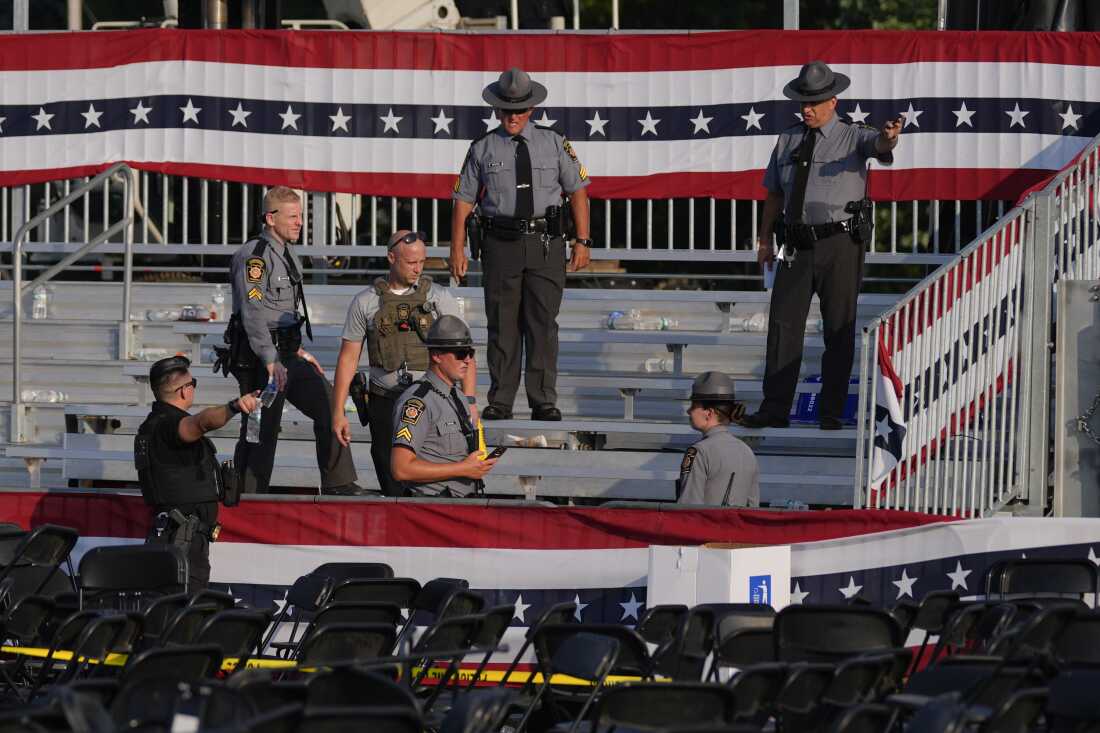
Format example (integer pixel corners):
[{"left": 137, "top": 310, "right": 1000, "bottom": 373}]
[
  {"left": 689, "top": 371, "right": 736, "bottom": 401},
  {"left": 782, "top": 60, "right": 850, "bottom": 103},
  {"left": 149, "top": 355, "right": 191, "bottom": 384},
  {"left": 482, "top": 68, "right": 548, "bottom": 110},
  {"left": 425, "top": 315, "right": 476, "bottom": 348}
]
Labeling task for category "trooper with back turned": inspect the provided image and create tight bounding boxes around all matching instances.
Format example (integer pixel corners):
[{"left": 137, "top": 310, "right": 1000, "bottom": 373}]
[
  {"left": 450, "top": 67, "right": 593, "bottom": 423},
  {"left": 135, "top": 356, "right": 260, "bottom": 589},
  {"left": 742, "top": 61, "right": 902, "bottom": 431},
  {"left": 224, "top": 185, "right": 361, "bottom": 495},
  {"left": 390, "top": 316, "right": 498, "bottom": 498},
  {"left": 331, "top": 229, "right": 477, "bottom": 496},
  {"left": 678, "top": 371, "right": 760, "bottom": 507}
]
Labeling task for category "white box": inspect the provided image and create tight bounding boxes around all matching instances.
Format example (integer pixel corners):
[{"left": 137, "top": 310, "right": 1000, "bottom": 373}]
[{"left": 647, "top": 544, "right": 791, "bottom": 610}]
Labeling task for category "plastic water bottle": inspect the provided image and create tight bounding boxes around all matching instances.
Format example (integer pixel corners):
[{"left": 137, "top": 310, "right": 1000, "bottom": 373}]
[
  {"left": 21, "top": 389, "right": 66, "bottom": 403},
  {"left": 644, "top": 358, "right": 673, "bottom": 373},
  {"left": 246, "top": 379, "right": 279, "bottom": 444},
  {"left": 211, "top": 285, "right": 226, "bottom": 322},
  {"left": 31, "top": 286, "right": 50, "bottom": 320}
]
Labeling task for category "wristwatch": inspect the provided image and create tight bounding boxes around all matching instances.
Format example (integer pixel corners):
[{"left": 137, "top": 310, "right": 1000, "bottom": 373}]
[
  {"left": 574, "top": 238, "right": 593, "bottom": 247},
  {"left": 466, "top": 395, "right": 477, "bottom": 405},
  {"left": 226, "top": 399, "right": 242, "bottom": 415}
]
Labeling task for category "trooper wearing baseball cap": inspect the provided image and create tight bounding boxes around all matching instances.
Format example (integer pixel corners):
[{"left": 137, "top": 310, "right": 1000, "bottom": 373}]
[
  {"left": 678, "top": 371, "right": 760, "bottom": 507},
  {"left": 742, "top": 61, "right": 903, "bottom": 432},
  {"left": 451, "top": 67, "right": 593, "bottom": 423},
  {"left": 331, "top": 229, "right": 476, "bottom": 496},
  {"left": 390, "top": 316, "right": 498, "bottom": 497},
  {"left": 134, "top": 356, "right": 260, "bottom": 589}
]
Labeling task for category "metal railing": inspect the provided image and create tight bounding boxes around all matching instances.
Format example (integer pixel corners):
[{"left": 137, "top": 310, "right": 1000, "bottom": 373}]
[
  {"left": 853, "top": 133, "right": 1100, "bottom": 517},
  {"left": 0, "top": 172, "right": 1003, "bottom": 287},
  {"left": 9, "top": 163, "right": 134, "bottom": 443}
]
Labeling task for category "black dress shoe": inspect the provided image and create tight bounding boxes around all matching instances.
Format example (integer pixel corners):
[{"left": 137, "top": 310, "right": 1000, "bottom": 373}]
[
  {"left": 480, "top": 405, "right": 513, "bottom": 421},
  {"left": 322, "top": 482, "right": 372, "bottom": 496},
  {"left": 531, "top": 405, "right": 562, "bottom": 421},
  {"left": 739, "top": 412, "right": 790, "bottom": 429},
  {"left": 819, "top": 416, "right": 844, "bottom": 431}
]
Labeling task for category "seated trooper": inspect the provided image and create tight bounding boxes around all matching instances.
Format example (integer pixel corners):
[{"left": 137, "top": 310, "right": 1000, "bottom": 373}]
[
  {"left": 390, "top": 316, "right": 498, "bottom": 497},
  {"left": 678, "top": 372, "right": 761, "bottom": 507}
]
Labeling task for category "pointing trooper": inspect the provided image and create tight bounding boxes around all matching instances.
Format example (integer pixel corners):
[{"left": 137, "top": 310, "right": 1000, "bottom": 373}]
[
  {"left": 679, "top": 372, "right": 760, "bottom": 507},
  {"left": 390, "top": 316, "right": 497, "bottom": 497}
]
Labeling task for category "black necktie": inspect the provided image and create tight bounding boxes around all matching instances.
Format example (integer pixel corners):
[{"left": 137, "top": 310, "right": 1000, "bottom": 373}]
[
  {"left": 788, "top": 128, "right": 818, "bottom": 224},
  {"left": 513, "top": 135, "right": 534, "bottom": 219}
]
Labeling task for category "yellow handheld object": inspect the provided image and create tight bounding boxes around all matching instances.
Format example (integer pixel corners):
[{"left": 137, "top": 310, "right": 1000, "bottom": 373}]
[{"left": 477, "top": 420, "right": 487, "bottom": 459}]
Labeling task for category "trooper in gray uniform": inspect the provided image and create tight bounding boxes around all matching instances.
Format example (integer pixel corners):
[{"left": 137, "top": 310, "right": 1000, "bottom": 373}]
[
  {"left": 332, "top": 230, "right": 476, "bottom": 496},
  {"left": 390, "top": 316, "right": 498, "bottom": 497},
  {"left": 679, "top": 372, "right": 760, "bottom": 507},
  {"left": 450, "top": 67, "right": 592, "bottom": 422},
  {"left": 742, "top": 61, "right": 902, "bottom": 431},
  {"left": 226, "top": 185, "right": 360, "bottom": 495}
]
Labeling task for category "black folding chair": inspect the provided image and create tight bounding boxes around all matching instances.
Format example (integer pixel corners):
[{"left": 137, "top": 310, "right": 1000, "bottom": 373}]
[
  {"left": 160, "top": 602, "right": 221, "bottom": 645},
  {"left": 110, "top": 676, "right": 256, "bottom": 732},
  {"left": 312, "top": 561, "right": 395, "bottom": 583},
  {"left": 306, "top": 666, "right": 419, "bottom": 709},
  {"left": 195, "top": 608, "right": 272, "bottom": 667},
  {"left": 515, "top": 630, "right": 621, "bottom": 733},
  {"left": 725, "top": 661, "right": 788, "bottom": 726},
  {"left": 591, "top": 681, "right": 740, "bottom": 733},
  {"left": 442, "top": 687, "right": 515, "bottom": 733},
  {"left": 635, "top": 604, "right": 689, "bottom": 646},
  {"left": 139, "top": 592, "right": 190, "bottom": 641},
  {"left": 1047, "top": 668, "right": 1100, "bottom": 732},
  {"left": 773, "top": 661, "right": 835, "bottom": 732},
  {"left": 296, "top": 622, "right": 398, "bottom": 670},
  {"left": 78, "top": 544, "right": 187, "bottom": 611},
  {"left": 828, "top": 702, "right": 899, "bottom": 733},
  {"left": 496, "top": 601, "right": 575, "bottom": 690},
  {"left": 1052, "top": 608, "right": 1100, "bottom": 665},
  {"left": 705, "top": 603, "right": 776, "bottom": 679},
  {"left": 28, "top": 612, "right": 132, "bottom": 697},
  {"left": 259, "top": 572, "right": 334, "bottom": 655},
  {"left": 237, "top": 703, "right": 303, "bottom": 733},
  {"left": 188, "top": 588, "right": 236, "bottom": 611},
  {"left": 463, "top": 605, "right": 515, "bottom": 691},
  {"left": 0, "top": 524, "right": 79, "bottom": 609},
  {"left": 298, "top": 705, "right": 423, "bottom": 733},
  {"left": 655, "top": 606, "right": 717, "bottom": 680},
  {"left": 272, "top": 601, "right": 403, "bottom": 661},
  {"left": 774, "top": 605, "right": 902, "bottom": 662},
  {"left": 408, "top": 613, "right": 484, "bottom": 713},
  {"left": 989, "top": 558, "right": 1099, "bottom": 608}
]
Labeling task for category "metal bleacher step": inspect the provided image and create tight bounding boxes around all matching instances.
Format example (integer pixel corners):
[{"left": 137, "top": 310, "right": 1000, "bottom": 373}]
[{"left": 1, "top": 432, "right": 855, "bottom": 505}]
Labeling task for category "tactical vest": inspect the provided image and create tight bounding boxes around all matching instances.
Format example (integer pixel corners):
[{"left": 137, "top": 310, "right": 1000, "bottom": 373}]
[
  {"left": 367, "top": 277, "right": 436, "bottom": 372},
  {"left": 134, "top": 411, "right": 222, "bottom": 507}
]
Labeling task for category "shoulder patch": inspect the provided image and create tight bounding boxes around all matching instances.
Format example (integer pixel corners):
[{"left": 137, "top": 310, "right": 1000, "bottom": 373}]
[
  {"left": 395, "top": 426, "right": 414, "bottom": 443},
  {"left": 401, "top": 397, "right": 425, "bottom": 425},
  {"left": 247, "top": 287, "right": 263, "bottom": 301},
  {"left": 246, "top": 257, "right": 265, "bottom": 283},
  {"left": 681, "top": 446, "right": 697, "bottom": 474},
  {"left": 563, "top": 139, "right": 579, "bottom": 162}
]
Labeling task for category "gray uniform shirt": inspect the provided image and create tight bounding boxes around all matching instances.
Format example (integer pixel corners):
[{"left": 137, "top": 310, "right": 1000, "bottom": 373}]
[
  {"left": 453, "top": 123, "right": 590, "bottom": 218},
  {"left": 230, "top": 230, "right": 305, "bottom": 365},
  {"left": 392, "top": 370, "right": 476, "bottom": 497},
  {"left": 677, "top": 426, "right": 760, "bottom": 507},
  {"left": 340, "top": 280, "right": 463, "bottom": 391},
  {"left": 762, "top": 115, "right": 892, "bottom": 226}
]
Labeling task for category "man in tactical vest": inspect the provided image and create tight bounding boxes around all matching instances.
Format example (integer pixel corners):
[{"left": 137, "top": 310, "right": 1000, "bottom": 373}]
[
  {"left": 135, "top": 356, "right": 259, "bottom": 589},
  {"left": 224, "top": 186, "right": 361, "bottom": 495},
  {"left": 332, "top": 230, "right": 477, "bottom": 496},
  {"left": 390, "top": 316, "right": 498, "bottom": 497}
]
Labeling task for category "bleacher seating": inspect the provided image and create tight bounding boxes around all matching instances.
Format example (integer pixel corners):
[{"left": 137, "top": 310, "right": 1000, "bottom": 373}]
[{"left": 0, "top": 280, "right": 896, "bottom": 505}]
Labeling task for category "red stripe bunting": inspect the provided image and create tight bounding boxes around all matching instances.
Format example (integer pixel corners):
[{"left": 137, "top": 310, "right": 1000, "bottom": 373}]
[{"left": 0, "top": 492, "right": 951, "bottom": 550}]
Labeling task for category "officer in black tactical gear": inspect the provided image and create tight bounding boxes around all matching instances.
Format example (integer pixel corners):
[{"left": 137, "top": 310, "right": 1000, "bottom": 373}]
[
  {"left": 332, "top": 230, "right": 476, "bottom": 496},
  {"left": 390, "top": 316, "right": 498, "bottom": 498},
  {"left": 225, "top": 185, "right": 360, "bottom": 495},
  {"left": 135, "top": 356, "right": 259, "bottom": 589},
  {"left": 679, "top": 372, "right": 760, "bottom": 507}
]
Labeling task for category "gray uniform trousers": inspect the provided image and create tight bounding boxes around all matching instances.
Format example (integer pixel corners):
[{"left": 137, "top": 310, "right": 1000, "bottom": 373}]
[
  {"left": 760, "top": 231, "right": 864, "bottom": 421},
  {"left": 234, "top": 355, "right": 357, "bottom": 492},
  {"left": 367, "top": 390, "right": 405, "bottom": 497},
  {"left": 482, "top": 232, "right": 566, "bottom": 410}
]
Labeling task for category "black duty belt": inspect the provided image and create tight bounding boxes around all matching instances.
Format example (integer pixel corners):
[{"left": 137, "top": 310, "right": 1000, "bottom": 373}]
[
  {"left": 785, "top": 219, "right": 852, "bottom": 248},
  {"left": 368, "top": 381, "right": 406, "bottom": 400},
  {"left": 483, "top": 216, "right": 549, "bottom": 235}
]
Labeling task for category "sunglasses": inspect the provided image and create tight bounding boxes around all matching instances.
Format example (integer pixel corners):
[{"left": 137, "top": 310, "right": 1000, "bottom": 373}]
[
  {"left": 174, "top": 378, "right": 198, "bottom": 394},
  {"left": 388, "top": 231, "right": 428, "bottom": 249},
  {"left": 442, "top": 348, "right": 475, "bottom": 361}
]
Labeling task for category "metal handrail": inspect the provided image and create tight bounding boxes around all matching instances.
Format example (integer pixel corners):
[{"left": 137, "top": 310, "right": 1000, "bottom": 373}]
[{"left": 10, "top": 162, "right": 134, "bottom": 443}]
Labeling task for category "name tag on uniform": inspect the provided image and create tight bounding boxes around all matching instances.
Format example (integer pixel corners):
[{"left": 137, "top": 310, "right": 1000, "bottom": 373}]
[
  {"left": 487, "top": 161, "right": 505, "bottom": 168},
  {"left": 275, "top": 275, "right": 291, "bottom": 283}
]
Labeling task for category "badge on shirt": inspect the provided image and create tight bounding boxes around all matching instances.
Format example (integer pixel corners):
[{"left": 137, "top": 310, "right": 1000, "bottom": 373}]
[
  {"left": 681, "top": 446, "right": 697, "bottom": 475},
  {"left": 395, "top": 426, "right": 414, "bottom": 443},
  {"left": 246, "top": 257, "right": 265, "bottom": 283},
  {"left": 247, "top": 287, "right": 262, "bottom": 301},
  {"left": 401, "top": 398, "right": 425, "bottom": 425}
]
